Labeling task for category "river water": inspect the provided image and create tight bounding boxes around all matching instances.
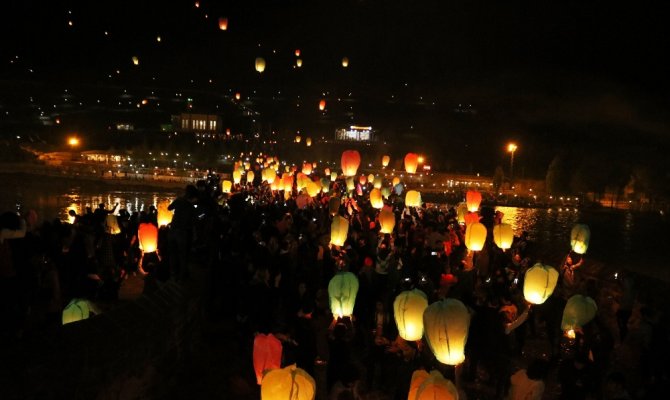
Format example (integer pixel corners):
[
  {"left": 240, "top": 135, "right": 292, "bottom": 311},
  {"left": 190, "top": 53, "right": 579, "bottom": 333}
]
[{"left": 2, "top": 173, "right": 668, "bottom": 281}]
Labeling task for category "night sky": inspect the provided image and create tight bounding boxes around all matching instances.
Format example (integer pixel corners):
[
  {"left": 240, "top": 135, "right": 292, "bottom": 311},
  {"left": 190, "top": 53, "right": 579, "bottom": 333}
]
[{"left": 1, "top": 0, "right": 669, "bottom": 175}]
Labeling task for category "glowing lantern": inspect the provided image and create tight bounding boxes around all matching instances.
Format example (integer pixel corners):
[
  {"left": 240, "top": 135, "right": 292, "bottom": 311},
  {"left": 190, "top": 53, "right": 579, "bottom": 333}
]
[
  {"left": 570, "top": 224, "right": 590, "bottom": 254},
  {"left": 295, "top": 135, "right": 302, "bottom": 143},
  {"left": 373, "top": 176, "right": 383, "bottom": 189},
  {"left": 341, "top": 57, "right": 349, "bottom": 68},
  {"left": 346, "top": 177, "right": 355, "bottom": 191},
  {"left": 138, "top": 223, "right": 158, "bottom": 253},
  {"left": 194, "top": 1, "right": 200, "bottom": 8},
  {"left": 493, "top": 223, "right": 514, "bottom": 250},
  {"left": 247, "top": 171, "right": 255, "bottom": 183},
  {"left": 261, "top": 364, "right": 315, "bottom": 400},
  {"left": 381, "top": 187, "right": 391, "bottom": 199},
  {"left": 356, "top": 184, "right": 363, "bottom": 196},
  {"left": 330, "top": 171, "right": 338, "bottom": 182},
  {"left": 222, "top": 180, "right": 232, "bottom": 193},
  {"left": 369, "top": 188, "right": 384, "bottom": 209},
  {"left": 561, "top": 294, "right": 597, "bottom": 331},
  {"left": 157, "top": 201, "right": 173, "bottom": 227},
  {"left": 321, "top": 178, "right": 330, "bottom": 193},
  {"left": 379, "top": 207, "right": 395, "bottom": 234},
  {"left": 359, "top": 175, "right": 367, "bottom": 185},
  {"left": 306, "top": 137, "right": 312, "bottom": 146},
  {"left": 324, "top": 167, "right": 330, "bottom": 176},
  {"left": 253, "top": 333, "right": 282, "bottom": 385},
  {"left": 270, "top": 180, "right": 279, "bottom": 191},
  {"left": 296, "top": 58, "right": 303, "bottom": 67},
  {"left": 367, "top": 173, "right": 375, "bottom": 184},
  {"left": 392, "top": 177, "right": 400, "bottom": 187},
  {"left": 523, "top": 263, "right": 559, "bottom": 305},
  {"left": 235, "top": 92, "right": 241, "bottom": 100},
  {"left": 62, "top": 298, "right": 93, "bottom": 325},
  {"left": 329, "top": 196, "right": 340, "bottom": 216},
  {"left": 464, "top": 222, "right": 486, "bottom": 251},
  {"left": 394, "top": 183, "right": 404, "bottom": 195},
  {"left": 456, "top": 203, "right": 468, "bottom": 224},
  {"left": 328, "top": 271, "right": 359, "bottom": 318},
  {"left": 302, "top": 163, "right": 313, "bottom": 175},
  {"left": 283, "top": 175, "right": 294, "bottom": 192},
  {"left": 319, "top": 99, "right": 326, "bottom": 111},
  {"left": 218, "top": 17, "right": 228, "bottom": 30},
  {"left": 405, "top": 190, "right": 422, "bottom": 207},
  {"left": 411, "top": 370, "right": 459, "bottom": 400},
  {"left": 306, "top": 180, "right": 320, "bottom": 197},
  {"left": 105, "top": 214, "right": 121, "bottom": 234},
  {"left": 263, "top": 168, "right": 277, "bottom": 184},
  {"left": 233, "top": 170, "right": 242, "bottom": 184},
  {"left": 464, "top": 212, "right": 479, "bottom": 226},
  {"left": 132, "top": 56, "right": 139, "bottom": 66},
  {"left": 393, "top": 289, "right": 428, "bottom": 341},
  {"left": 255, "top": 57, "right": 266, "bottom": 73},
  {"left": 466, "top": 190, "right": 482, "bottom": 212},
  {"left": 294, "top": 49, "right": 301, "bottom": 57},
  {"left": 423, "top": 298, "right": 470, "bottom": 365},
  {"left": 404, "top": 153, "right": 419, "bottom": 174},
  {"left": 382, "top": 155, "right": 390, "bottom": 167},
  {"left": 330, "top": 216, "right": 349, "bottom": 247}
]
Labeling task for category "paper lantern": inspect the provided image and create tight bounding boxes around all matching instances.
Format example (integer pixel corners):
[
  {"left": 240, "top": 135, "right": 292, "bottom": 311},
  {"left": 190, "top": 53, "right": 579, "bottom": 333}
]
[
  {"left": 523, "top": 263, "right": 559, "bottom": 305},
  {"left": 393, "top": 289, "right": 428, "bottom": 341},
  {"left": 464, "top": 222, "right": 486, "bottom": 251},
  {"left": 392, "top": 177, "right": 400, "bottom": 187},
  {"left": 405, "top": 190, "right": 422, "bottom": 207},
  {"left": 306, "top": 137, "right": 311, "bottom": 146},
  {"left": 359, "top": 175, "right": 367, "bottom": 185},
  {"left": 346, "top": 177, "right": 355, "bottom": 191},
  {"left": 263, "top": 168, "right": 277, "bottom": 184},
  {"left": 247, "top": 171, "right": 255, "bottom": 184},
  {"left": 62, "top": 298, "right": 92, "bottom": 325},
  {"left": 381, "top": 187, "right": 391, "bottom": 199},
  {"left": 410, "top": 370, "right": 459, "bottom": 400},
  {"left": 235, "top": 92, "right": 241, "bottom": 100},
  {"left": 379, "top": 207, "right": 395, "bottom": 234},
  {"left": 233, "top": 170, "right": 242, "bottom": 184},
  {"left": 270, "top": 180, "right": 279, "bottom": 191},
  {"left": 222, "top": 180, "right": 232, "bottom": 193},
  {"left": 341, "top": 150, "right": 361, "bottom": 177},
  {"left": 330, "top": 216, "right": 349, "bottom": 247},
  {"left": 394, "top": 183, "right": 404, "bottom": 195},
  {"left": 466, "top": 190, "right": 482, "bottom": 212},
  {"left": 367, "top": 173, "right": 375, "bottom": 184},
  {"left": 562, "top": 294, "right": 597, "bottom": 332},
  {"left": 382, "top": 155, "right": 390, "bottom": 167},
  {"left": 324, "top": 167, "right": 330, "bottom": 176},
  {"left": 330, "top": 171, "right": 338, "bottom": 182},
  {"left": 296, "top": 58, "right": 303, "bottom": 67},
  {"left": 370, "top": 188, "right": 384, "bottom": 209},
  {"left": 157, "top": 201, "right": 173, "bottom": 227},
  {"left": 294, "top": 49, "right": 301, "bottom": 57},
  {"left": 138, "top": 222, "right": 158, "bottom": 253},
  {"left": 306, "top": 180, "right": 320, "bottom": 197},
  {"left": 341, "top": 57, "right": 349, "bottom": 68},
  {"left": 321, "top": 178, "right": 330, "bottom": 193},
  {"left": 132, "top": 56, "right": 139, "bottom": 66},
  {"left": 295, "top": 135, "right": 302, "bottom": 143},
  {"left": 105, "top": 214, "right": 121, "bottom": 234},
  {"left": 218, "top": 17, "right": 228, "bottom": 30},
  {"left": 373, "top": 176, "right": 383, "bottom": 189},
  {"left": 255, "top": 57, "right": 266, "bottom": 73},
  {"left": 302, "top": 162, "right": 313, "bottom": 175},
  {"left": 464, "top": 212, "right": 479, "bottom": 226},
  {"left": 423, "top": 298, "right": 470, "bottom": 365},
  {"left": 261, "top": 364, "right": 315, "bottom": 400},
  {"left": 329, "top": 196, "right": 341, "bottom": 216},
  {"left": 404, "top": 153, "right": 419, "bottom": 174},
  {"left": 493, "top": 223, "right": 514, "bottom": 250},
  {"left": 456, "top": 203, "right": 468, "bottom": 224},
  {"left": 570, "top": 224, "right": 590, "bottom": 254},
  {"left": 328, "top": 271, "right": 359, "bottom": 318},
  {"left": 319, "top": 99, "right": 326, "bottom": 111},
  {"left": 253, "top": 334, "right": 282, "bottom": 385}
]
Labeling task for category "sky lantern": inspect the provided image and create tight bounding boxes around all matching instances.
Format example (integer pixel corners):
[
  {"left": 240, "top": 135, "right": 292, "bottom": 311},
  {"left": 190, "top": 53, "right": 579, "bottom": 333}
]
[
  {"left": 328, "top": 271, "right": 359, "bottom": 318},
  {"left": 381, "top": 187, "right": 391, "bottom": 199},
  {"left": 283, "top": 175, "right": 294, "bottom": 192},
  {"left": 306, "top": 180, "right": 320, "bottom": 197},
  {"left": 341, "top": 150, "right": 361, "bottom": 177},
  {"left": 255, "top": 57, "right": 266, "bottom": 73},
  {"left": 296, "top": 58, "right": 303, "bottom": 67},
  {"left": 330, "top": 171, "right": 338, "bottom": 182},
  {"left": 222, "top": 180, "right": 232, "bottom": 193},
  {"left": 329, "top": 196, "right": 340, "bottom": 216},
  {"left": 235, "top": 92, "right": 241, "bottom": 100},
  {"left": 570, "top": 224, "right": 590, "bottom": 254},
  {"left": 367, "top": 173, "right": 375, "bottom": 184},
  {"left": 411, "top": 370, "right": 459, "bottom": 400},
  {"left": 295, "top": 134, "right": 301, "bottom": 143},
  {"left": 194, "top": 1, "right": 200, "bottom": 8},
  {"left": 464, "top": 222, "right": 486, "bottom": 251},
  {"left": 253, "top": 334, "right": 282, "bottom": 385},
  {"left": 138, "top": 222, "right": 158, "bottom": 253},
  {"left": 359, "top": 175, "right": 367, "bottom": 185},
  {"left": 232, "top": 170, "right": 242, "bottom": 184},
  {"left": 423, "top": 298, "right": 470, "bottom": 365},
  {"left": 464, "top": 212, "right": 479, "bottom": 226},
  {"left": 157, "top": 201, "right": 173, "bottom": 227},
  {"left": 341, "top": 56, "right": 349, "bottom": 68},
  {"left": 379, "top": 207, "right": 395, "bottom": 234},
  {"left": 105, "top": 214, "right": 121, "bottom": 235},
  {"left": 302, "top": 162, "right": 313, "bottom": 175},
  {"left": 524, "top": 263, "right": 559, "bottom": 305},
  {"left": 319, "top": 99, "right": 326, "bottom": 111},
  {"left": 132, "top": 56, "right": 139, "bottom": 66},
  {"left": 264, "top": 168, "right": 277, "bottom": 184},
  {"left": 330, "top": 216, "right": 349, "bottom": 247},
  {"left": 493, "top": 223, "right": 514, "bottom": 250},
  {"left": 405, "top": 190, "right": 422, "bottom": 207},
  {"left": 305, "top": 137, "right": 312, "bottom": 146},
  {"left": 321, "top": 178, "right": 330, "bottom": 193},
  {"left": 294, "top": 49, "right": 301, "bottom": 57},
  {"left": 404, "top": 153, "right": 419, "bottom": 174},
  {"left": 466, "top": 190, "right": 482, "bottom": 212},
  {"left": 324, "top": 167, "right": 330, "bottom": 176},
  {"left": 270, "top": 180, "right": 279, "bottom": 191},
  {"left": 392, "top": 176, "right": 400, "bottom": 187},
  {"left": 393, "top": 289, "right": 428, "bottom": 341},
  {"left": 381, "top": 155, "right": 390, "bottom": 167},
  {"left": 561, "top": 294, "right": 597, "bottom": 332},
  {"left": 62, "top": 298, "right": 94, "bottom": 325},
  {"left": 218, "top": 17, "right": 228, "bottom": 30},
  {"left": 456, "top": 203, "right": 468, "bottom": 224},
  {"left": 370, "top": 188, "right": 384, "bottom": 209},
  {"left": 394, "top": 183, "right": 404, "bottom": 195},
  {"left": 247, "top": 170, "right": 255, "bottom": 184},
  {"left": 373, "top": 176, "right": 383, "bottom": 189},
  {"left": 261, "top": 364, "right": 315, "bottom": 400}
]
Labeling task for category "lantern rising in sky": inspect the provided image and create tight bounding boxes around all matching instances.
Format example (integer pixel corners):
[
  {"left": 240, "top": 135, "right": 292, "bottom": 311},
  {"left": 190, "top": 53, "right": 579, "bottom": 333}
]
[
  {"left": 464, "top": 222, "right": 487, "bottom": 251},
  {"left": 319, "top": 99, "right": 326, "bottom": 111},
  {"left": 255, "top": 57, "right": 266, "bottom": 73},
  {"left": 330, "top": 216, "right": 349, "bottom": 247},
  {"left": 381, "top": 155, "right": 390, "bottom": 167},
  {"left": 341, "top": 56, "right": 349, "bottom": 68},
  {"left": 132, "top": 56, "right": 139, "bottom": 66},
  {"left": 404, "top": 153, "right": 419, "bottom": 174},
  {"left": 138, "top": 222, "right": 158, "bottom": 253},
  {"left": 492, "top": 223, "right": 514, "bottom": 250},
  {"left": 341, "top": 150, "right": 361, "bottom": 177},
  {"left": 466, "top": 190, "right": 482, "bottom": 212},
  {"left": 218, "top": 17, "right": 228, "bottom": 30}
]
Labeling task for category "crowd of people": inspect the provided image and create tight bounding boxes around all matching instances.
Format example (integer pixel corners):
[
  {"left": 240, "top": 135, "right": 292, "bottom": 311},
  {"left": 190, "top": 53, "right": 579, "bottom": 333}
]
[{"left": 1, "top": 175, "right": 669, "bottom": 399}]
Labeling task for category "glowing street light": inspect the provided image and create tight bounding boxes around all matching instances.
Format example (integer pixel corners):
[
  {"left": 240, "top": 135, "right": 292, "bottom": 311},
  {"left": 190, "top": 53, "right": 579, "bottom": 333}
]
[{"left": 507, "top": 143, "right": 517, "bottom": 181}]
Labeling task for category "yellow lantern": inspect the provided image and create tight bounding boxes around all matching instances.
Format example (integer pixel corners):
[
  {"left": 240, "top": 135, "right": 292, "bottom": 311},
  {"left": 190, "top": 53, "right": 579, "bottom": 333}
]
[
  {"left": 296, "top": 58, "right": 303, "bottom": 67},
  {"left": 330, "top": 216, "right": 349, "bottom": 247},
  {"left": 466, "top": 190, "right": 482, "bottom": 212},
  {"left": 306, "top": 137, "right": 312, "bottom": 146},
  {"left": 218, "top": 17, "right": 228, "bottom": 30},
  {"left": 233, "top": 170, "right": 242, "bottom": 184},
  {"left": 105, "top": 214, "right": 121, "bottom": 235},
  {"left": 366, "top": 188, "right": 381, "bottom": 209},
  {"left": 253, "top": 333, "right": 282, "bottom": 385},
  {"left": 330, "top": 171, "right": 338, "bottom": 182},
  {"left": 261, "top": 364, "right": 315, "bottom": 400},
  {"left": 405, "top": 190, "right": 422, "bottom": 207},
  {"left": 235, "top": 92, "right": 241, "bottom": 100},
  {"left": 283, "top": 175, "right": 294, "bottom": 192},
  {"left": 62, "top": 298, "right": 93, "bottom": 325},
  {"left": 404, "top": 153, "right": 419, "bottom": 174},
  {"left": 264, "top": 168, "right": 277, "bottom": 184},
  {"left": 270, "top": 179, "right": 279, "bottom": 191},
  {"left": 157, "top": 201, "right": 173, "bottom": 227},
  {"left": 570, "top": 224, "right": 590, "bottom": 254},
  {"left": 382, "top": 155, "right": 390, "bottom": 167},
  {"left": 328, "top": 271, "right": 359, "bottom": 318},
  {"left": 255, "top": 57, "right": 266, "bottom": 73},
  {"left": 367, "top": 173, "right": 375, "bottom": 184},
  {"left": 393, "top": 289, "right": 428, "bottom": 341},
  {"left": 523, "top": 263, "right": 559, "bottom": 305},
  {"left": 341, "top": 150, "right": 361, "bottom": 177},
  {"left": 379, "top": 207, "right": 395, "bottom": 234},
  {"left": 373, "top": 176, "right": 383, "bottom": 189},
  {"left": 341, "top": 56, "right": 349, "bottom": 68},
  {"left": 302, "top": 162, "right": 313, "bottom": 175},
  {"left": 324, "top": 167, "right": 330, "bottom": 176},
  {"left": 295, "top": 135, "right": 302, "bottom": 143},
  {"left": 346, "top": 177, "right": 355, "bottom": 191},
  {"left": 492, "top": 223, "right": 514, "bottom": 250},
  {"left": 392, "top": 177, "right": 400, "bottom": 187},
  {"left": 132, "top": 56, "right": 139, "bottom": 66},
  {"left": 138, "top": 222, "right": 158, "bottom": 253},
  {"left": 381, "top": 187, "right": 391, "bottom": 199},
  {"left": 247, "top": 170, "right": 255, "bottom": 183},
  {"left": 423, "top": 298, "right": 470, "bottom": 365},
  {"left": 319, "top": 99, "right": 326, "bottom": 111},
  {"left": 464, "top": 222, "right": 486, "bottom": 251},
  {"left": 561, "top": 294, "right": 597, "bottom": 331},
  {"left": 329, "top": 196, "right": 340, "bottom": 216},
  {"left": 222, "top": 180, "right": 232, "bottom": 193},
  {"left": 321, "top": 178, "right": 330, "bottom": 193},
  {"left": 456, "top": 203, "right": 468, "bottom": 224},
  {"left": 306, "top": 180, "right": 320, "bottom": 197},
  {"left": 414, "top": 370, "right": 458, "bottom": 400}
]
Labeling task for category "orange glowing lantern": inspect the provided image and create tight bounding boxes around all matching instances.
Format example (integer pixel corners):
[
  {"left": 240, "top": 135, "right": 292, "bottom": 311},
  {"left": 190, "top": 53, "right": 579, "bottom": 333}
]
[
  {"left": 367, "top": 173, "right": 375, "bottom": 184},
  {"left": 302, "top": 163, "right": 313, "bottom": 175},
  {"left": 138, "top": 223, "right": 158, "bottom": 253},
  {"left": 359, "top": 175, "right": 367, "bottom": 185},
  {"left": 370, "top": 188, "right": 384, "bottom": 209},
  {"left": 235, "top": 92, "right": 241, "bottom": 100},
  {"left": 222, "top": 180, "right": 232, "bottom": 193},
  {"left": 341, "top": 57, "right": 349, "bottom": 68},
  {"left": 306, "top": 180, "right": 320, "bottom": 197},
  {"left": 253, "top": 333, "right": 282, "bottom": 385},
  {"left": 570, "top": 224, "right": 590, "bottom": 254},
  {"left": 411, "top": 370, "right": 459, "bottom": 400},
  {"left": 466, "top": 190, "right": 482, "bottom": 212},
  {"left": 261, "top": 364, "right": 315, "bottom": 400},
  {"left": 379, "top": 207, "right": 395, "bottom": 234},
  {"left": 247, "top": 171, "right": 255, "bottom": 183},
  {"left": 404, "top": 153, "right": 419, "bottom": 174},
  {"left": 341, "top": 150, "right": 361, "bottom": 177},
  {"left": 382, "top": 155, "right": 390, "bottom": 167},
  {"left": 105, "top": 214, "right": 121, "bottom": 235},
  {"left": 405, "top": 190, "right": 422, "bottom": 207},
  {"left": 319, "top": 99, "right": 326, "bottom": 111},
  {"left": 233, "top": 170, "right": 242, "bottom": 184},
  {"left": 255, "top": 57, "right": 266, "bottom": 73},
  {"left": 295, "top": 135, "right": 302, "bottom": 143},
  {"left": 464, "top": 212, "right": 479, "bottom": 226},
  {"left": 306, "top": 137, "right": 312, "bottom": 146},
  {"left": 493, "top": 223, "right": 514, "bottom": 250},
  {"left": 218, "top": 17, "right": 228, "bottom": 30},
  {"left": 392, "top": 177, "right": 400, "bottom": 187},
  {"left": 324, "top": 167, "right": 330, "bottom": 176},
  {"left": 330, "top": 216, "right": 349, "bottom": 247},
  {"left": 295, "top": 49, "right": 301, "bottom": 57},
  {"left": 464, "top": 222, "right": 487, "bottom": 251},
  {"left": 157, "top": 201, "right": 173, "bottom": 227}
]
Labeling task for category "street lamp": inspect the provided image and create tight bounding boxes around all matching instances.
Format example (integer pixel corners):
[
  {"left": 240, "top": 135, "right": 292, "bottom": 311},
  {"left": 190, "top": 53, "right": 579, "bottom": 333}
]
[{"left": 507, "top": 143, "right": 517, "bottom": 181}]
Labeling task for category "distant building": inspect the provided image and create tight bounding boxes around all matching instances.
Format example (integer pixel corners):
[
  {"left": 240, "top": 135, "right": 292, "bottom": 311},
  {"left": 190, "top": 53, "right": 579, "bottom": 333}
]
[
  {"left": 116, "top": 123, "right": 134, "bottom": 131},
  {"left": 171, "top": 113, "right": 221, "bottom": 134},
  {"left": 335, "top": 125, "right": 376, "bottom": 142}
]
